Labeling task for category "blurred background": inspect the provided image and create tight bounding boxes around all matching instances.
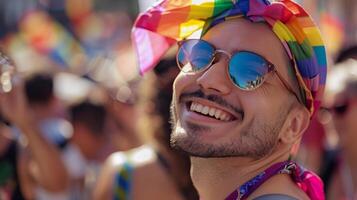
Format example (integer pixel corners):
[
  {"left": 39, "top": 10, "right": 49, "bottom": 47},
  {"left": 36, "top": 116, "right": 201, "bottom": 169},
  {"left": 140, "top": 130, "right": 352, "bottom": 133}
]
[
  {"left": 0, "top": 0, "right": 356, "bottom": 77},
  {"left": 0, "top": 0, "right": 357, "bottom": 200}
]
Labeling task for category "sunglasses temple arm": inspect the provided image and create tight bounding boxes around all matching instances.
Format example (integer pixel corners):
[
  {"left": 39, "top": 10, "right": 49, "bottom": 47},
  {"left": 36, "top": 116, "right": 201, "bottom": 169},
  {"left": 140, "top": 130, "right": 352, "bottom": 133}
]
[{"left": 273, "top": 69, "right": 302, "bottom": 103}]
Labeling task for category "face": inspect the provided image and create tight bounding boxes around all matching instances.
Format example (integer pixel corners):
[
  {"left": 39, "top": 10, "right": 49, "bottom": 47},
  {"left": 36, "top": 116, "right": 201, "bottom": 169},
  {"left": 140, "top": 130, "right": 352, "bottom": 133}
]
[
  {"left": 170, "top": 18, "right": 297, "bottom": 159},
  {"left": 331, "top": 93, "right": 357, "bottom": 149}
]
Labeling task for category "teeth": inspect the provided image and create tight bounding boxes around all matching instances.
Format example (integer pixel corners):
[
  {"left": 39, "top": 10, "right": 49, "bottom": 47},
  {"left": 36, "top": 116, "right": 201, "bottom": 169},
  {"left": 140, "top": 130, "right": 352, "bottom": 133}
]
[
  {"left": 202, "top": 106, "right": 209, "bottom": 115},
  {"left": 220, "top": 113, "right": 227, "bottom": 121},
  {"left": 214, "top": 109, "right": 222, "bottom": 119},
  {"left": 196, "top": 103, "right": 203, "bottom": 112},
  {"left": 190, "top": 103, "right": 195, "bottom": 111},
  {"left": 189, "top": 102, "right": 233, "bottom": 121},
  {"left": 209, "top": 108, "right": 216, "bottom": 116}
]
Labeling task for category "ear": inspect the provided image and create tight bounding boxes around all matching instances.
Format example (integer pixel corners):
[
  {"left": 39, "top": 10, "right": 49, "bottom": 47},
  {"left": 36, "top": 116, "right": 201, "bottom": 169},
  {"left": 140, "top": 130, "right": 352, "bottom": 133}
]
[{"left": 279, "top": 105, "right": 310, "bottom": 145}]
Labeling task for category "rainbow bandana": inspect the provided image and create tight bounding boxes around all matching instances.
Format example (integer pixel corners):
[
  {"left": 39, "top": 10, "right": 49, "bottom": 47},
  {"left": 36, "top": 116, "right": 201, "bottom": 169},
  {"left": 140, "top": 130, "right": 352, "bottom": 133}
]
[{"left": 132, "top": 0, "right": 327, "bottom": 116}]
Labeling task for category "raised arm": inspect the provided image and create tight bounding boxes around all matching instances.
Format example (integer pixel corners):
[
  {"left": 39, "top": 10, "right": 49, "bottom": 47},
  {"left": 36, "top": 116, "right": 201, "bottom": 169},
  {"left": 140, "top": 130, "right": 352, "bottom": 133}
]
[{"left": 0, "top": 83, "right": 69, "bottom": 192}]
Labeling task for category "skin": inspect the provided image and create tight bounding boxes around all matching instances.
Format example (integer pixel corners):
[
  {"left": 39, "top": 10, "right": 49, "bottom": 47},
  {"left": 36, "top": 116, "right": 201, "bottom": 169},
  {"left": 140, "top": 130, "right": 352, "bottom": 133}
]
[
  {"left": 0, "top": 82, "right": 69, "bottom": 199},
  {"left": 327, "top": 92, "right": 357, "bottom": 199},
  {"left": 93, "top": 146, "right": 186, "bottom": 200},
  {"left": 170, "top": 18, "right": 310, "bottom": 199},
  {"left": 332, "top": 93, "right": 357, "bottom": 154},
  {"left": 70, "top": 122, "right": 107, "bottom": 161},
  {"left": 94, "top": 74, "right": 196, "bottom": 200},
  {"left": 107, "top": 97, "right": 143, "bottom": 151}
]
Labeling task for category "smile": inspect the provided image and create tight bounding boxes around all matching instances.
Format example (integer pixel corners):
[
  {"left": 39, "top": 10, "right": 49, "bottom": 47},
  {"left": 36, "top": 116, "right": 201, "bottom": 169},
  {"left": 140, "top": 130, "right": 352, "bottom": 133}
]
[
  {"left": 190, "top": 102, "right": 233, "bottom": 121},
  {"left": 184, "top": 99, "right": 243, "bottom": 122}
]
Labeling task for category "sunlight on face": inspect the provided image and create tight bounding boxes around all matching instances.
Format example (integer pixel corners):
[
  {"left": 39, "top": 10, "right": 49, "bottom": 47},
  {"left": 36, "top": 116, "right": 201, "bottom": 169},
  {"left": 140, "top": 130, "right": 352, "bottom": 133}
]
[{"left": 170, "top": 18, "right": 295, "bottom": 159}]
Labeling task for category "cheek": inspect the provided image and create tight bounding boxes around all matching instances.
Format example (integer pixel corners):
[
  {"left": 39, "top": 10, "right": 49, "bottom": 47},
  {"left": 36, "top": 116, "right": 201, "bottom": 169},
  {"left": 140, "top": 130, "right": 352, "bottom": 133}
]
[
  {"left": 242, "top": 91, "right": 283, "bottom": 114},
  {"left": 345, "top": 107, "right": 357, "bottom": 131},
  {"left": 333, "top": 118, "right": 345, "bottom": 134},
  {"left": 173, "top": 72, "right": 195, "bottom": 98}
]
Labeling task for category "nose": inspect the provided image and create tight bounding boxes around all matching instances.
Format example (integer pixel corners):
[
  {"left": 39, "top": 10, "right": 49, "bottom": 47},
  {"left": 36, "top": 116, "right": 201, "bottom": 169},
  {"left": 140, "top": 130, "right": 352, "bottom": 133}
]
[{"left": 196, "top": 57, "right": 232, "bottom": 95}]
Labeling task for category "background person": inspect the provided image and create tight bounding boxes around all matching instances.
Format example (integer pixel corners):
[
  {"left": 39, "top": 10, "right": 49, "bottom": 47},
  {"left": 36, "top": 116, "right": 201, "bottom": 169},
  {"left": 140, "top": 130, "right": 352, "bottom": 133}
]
[
  {"left": 324, "top": 59, "right": 357, "bottom": 200},
  {"left": 94, "top": 58, "right": 198, "bottom": 200},
  {"left": 0, "top": 64, "right": 69, "bottom": 199}
]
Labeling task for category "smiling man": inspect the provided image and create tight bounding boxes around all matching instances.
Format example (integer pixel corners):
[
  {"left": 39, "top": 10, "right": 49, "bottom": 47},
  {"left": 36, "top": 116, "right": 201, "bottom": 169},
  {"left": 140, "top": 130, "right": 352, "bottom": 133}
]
[{"left": 132, "top": 0, "right": 327, "bottom": 199}]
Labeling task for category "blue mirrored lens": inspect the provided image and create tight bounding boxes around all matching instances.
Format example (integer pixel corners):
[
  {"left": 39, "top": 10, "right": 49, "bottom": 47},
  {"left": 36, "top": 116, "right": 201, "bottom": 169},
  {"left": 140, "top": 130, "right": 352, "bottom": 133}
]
[
  {"left": 177, "top": 40, "right": 214, "bottom": 72},
  {"left": 229, "top": 52, "right": 269, "bottom": 89}
]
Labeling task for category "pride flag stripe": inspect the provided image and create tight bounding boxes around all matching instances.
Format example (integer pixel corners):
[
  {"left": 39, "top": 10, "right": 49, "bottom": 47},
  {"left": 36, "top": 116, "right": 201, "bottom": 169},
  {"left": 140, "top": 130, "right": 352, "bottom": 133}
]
[{"left": 132, "top": 0, "right": 327, "bottom": 116}]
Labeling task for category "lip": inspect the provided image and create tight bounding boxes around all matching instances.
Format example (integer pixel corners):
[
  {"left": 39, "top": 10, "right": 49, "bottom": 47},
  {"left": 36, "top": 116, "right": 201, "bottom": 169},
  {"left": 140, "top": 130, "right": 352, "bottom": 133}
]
[{"left": 180, "top": 97, "right": 243, "bottom": 124}]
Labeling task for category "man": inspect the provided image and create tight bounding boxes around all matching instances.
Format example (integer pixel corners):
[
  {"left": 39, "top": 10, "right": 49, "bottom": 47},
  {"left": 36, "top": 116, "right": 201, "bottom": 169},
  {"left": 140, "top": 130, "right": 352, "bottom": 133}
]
[
  {"left": 132, "top": 0, "right": 326, "bottom": 199},
  {"left": 24, "top": 74, "right": 70, "bottom": 147},
  {"left": 0, "top": 56, "right": 69, "bottom": 199},
  {"left": 94, "top": 63, "right": 198, "bottom": 200},
  {"left": 324, "top": 59, "right": 357, "bottom": 199},
  {"left": 66, "top": 100, "right": 109, "bottom": 199},
  {"left": 69, "top": 100, "right": 108, "bottom": 162}
]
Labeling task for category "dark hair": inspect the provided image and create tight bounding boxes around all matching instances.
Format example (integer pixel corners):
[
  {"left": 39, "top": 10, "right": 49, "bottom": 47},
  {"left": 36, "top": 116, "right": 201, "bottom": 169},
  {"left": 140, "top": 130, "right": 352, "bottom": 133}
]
[
  {"left": 335, "top": 45, "right": 357, "bottom": 64},
  {"left": 25, "top": 74, "right": 54, "bottom": 105},
  {"left": 153, "top": 57, "right": 177, "bottom": 76},
  {"left": 70, "top": 101, "right": 107, "bottom": 135}
]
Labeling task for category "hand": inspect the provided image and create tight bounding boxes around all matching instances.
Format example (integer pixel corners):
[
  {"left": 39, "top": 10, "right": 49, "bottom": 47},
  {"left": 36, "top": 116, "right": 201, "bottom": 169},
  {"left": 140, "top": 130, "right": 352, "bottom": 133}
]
[{"left": 0, "top": 78, "right": 31, "bottom": 128}]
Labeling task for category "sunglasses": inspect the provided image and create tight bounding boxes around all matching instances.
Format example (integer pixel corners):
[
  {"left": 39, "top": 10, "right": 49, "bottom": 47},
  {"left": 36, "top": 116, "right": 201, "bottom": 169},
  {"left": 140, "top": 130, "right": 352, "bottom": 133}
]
[
  {"left": 330, "top": 99, "right": 357, "bottom": 116},
  {"left": 176, "top": 39, "right": 300, "bottom": 100}
]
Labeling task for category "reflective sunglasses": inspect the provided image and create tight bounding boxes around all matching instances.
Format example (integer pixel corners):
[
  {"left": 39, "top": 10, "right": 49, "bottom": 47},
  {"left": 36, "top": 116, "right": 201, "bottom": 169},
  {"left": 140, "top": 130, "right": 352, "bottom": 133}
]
[{"left": 176, "top": 39, "right": 300, "bottom": 100}]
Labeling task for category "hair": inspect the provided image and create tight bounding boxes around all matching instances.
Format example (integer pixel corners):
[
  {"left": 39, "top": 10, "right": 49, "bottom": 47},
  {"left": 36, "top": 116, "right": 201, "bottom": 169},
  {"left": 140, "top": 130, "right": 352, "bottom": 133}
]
[
  {"left": 25, "top": 73, "right": 54, "bottom": 105},
  {"left": 153, "top": 57, "right": 177, "bottom": 76},
  {"left": 327, "top": 59, "right": 357, "bottom": 98},
  {"left": 69, "top": 101, "right": 107, "bottom": 135},
  {"left": 335, "top": 45, "right": 357, "bottom": 64},
  {"left": 136, "top": 58, "right": 199, "bottom": 200},
  {"left": 137, "top": 54, "right": 178, "bottom": 144}
]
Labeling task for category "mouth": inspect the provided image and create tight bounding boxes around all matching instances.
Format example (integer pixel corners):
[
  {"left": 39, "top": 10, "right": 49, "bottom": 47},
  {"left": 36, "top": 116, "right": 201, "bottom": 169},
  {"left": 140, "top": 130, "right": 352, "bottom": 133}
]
[{"left": 185, "top": 100, "right": 243, "bottom": 122}]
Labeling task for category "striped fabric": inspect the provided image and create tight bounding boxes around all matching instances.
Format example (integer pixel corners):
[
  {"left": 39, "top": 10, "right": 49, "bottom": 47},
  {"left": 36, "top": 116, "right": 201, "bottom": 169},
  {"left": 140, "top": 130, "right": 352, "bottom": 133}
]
[
  {"left": 113, "top": 162, "right": 134, "bottom": 200},
  {"left": 132, "top": 0, "right": 327, "bottom": 116}
]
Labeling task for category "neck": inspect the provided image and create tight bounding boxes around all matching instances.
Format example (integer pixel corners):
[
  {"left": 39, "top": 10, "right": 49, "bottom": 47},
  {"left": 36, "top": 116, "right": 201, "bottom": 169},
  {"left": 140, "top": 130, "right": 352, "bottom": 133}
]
[
  {"left": 190, "top": 145, "right": 290, "bottom": 200},
  {"left": 342, "top": 150, "right": 357, "bottom": 186},
  {"left": 31, "top": 106, "right": 55, "bottom": 121}
]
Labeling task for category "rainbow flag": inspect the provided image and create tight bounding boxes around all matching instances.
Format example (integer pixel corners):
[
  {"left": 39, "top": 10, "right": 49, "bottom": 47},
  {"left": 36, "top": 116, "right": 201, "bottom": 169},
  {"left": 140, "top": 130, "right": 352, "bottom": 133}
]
[
  {"left": 19, "top": 10, "right": 85, "bottom": 68},
  {"left": 132, "top": 0, "right": 327, "bottom": 116},
  {"left": 132, "top": 0, "right": 234, "bottom": 74}
]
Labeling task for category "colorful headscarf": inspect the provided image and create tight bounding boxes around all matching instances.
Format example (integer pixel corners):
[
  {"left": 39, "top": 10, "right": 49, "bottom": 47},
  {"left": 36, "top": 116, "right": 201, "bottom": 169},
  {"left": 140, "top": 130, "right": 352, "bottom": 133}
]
[{"left": 132, "top": 0, "right": 327, "bottom": 116}]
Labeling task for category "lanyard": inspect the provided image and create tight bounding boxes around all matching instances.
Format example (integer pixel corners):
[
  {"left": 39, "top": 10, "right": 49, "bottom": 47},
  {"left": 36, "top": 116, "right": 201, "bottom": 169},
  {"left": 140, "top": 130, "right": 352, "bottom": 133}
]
[{"left": 225, "top": 161, "right": 296, "bottom": 200}]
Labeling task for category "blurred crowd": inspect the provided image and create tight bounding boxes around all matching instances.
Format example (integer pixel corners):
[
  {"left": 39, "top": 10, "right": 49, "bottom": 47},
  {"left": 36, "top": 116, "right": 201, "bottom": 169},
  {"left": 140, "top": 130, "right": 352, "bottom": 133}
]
[
  {"left": 0, "top": 50, "right": 199, "bottom": 200},
  {"left": 0, "top": 0, "right": 357, "bottom": 200}
]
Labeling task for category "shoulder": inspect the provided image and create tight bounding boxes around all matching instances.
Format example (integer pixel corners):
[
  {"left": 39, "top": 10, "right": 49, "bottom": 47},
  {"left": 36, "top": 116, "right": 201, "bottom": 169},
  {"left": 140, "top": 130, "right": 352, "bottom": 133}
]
[
  {"left": 253, "top": 194, "right": 298, "bottom": 200},
  {"left": 100, "top": 145, "right": 157, "bottom": 179},
  {"left": 250, "top": 173, "right": 310, "bottom": 200},
  {"left": 109, "top": 145, "right": 157, "bottom": 168},
  {"left": 93, "top": 146, "right": 157, "bottom": 200}
]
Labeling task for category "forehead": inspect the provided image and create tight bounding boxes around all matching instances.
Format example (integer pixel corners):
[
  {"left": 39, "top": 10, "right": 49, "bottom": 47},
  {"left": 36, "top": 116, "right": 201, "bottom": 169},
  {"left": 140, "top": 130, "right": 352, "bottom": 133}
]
[{"left": 201, "top": 18, "right": 289, "bottom": 72}]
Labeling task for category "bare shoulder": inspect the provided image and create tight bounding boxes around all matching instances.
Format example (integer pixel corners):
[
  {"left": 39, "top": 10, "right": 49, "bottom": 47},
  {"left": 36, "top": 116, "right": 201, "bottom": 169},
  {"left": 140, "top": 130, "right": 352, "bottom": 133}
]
[
  {"left": 249, "top": 174, "right": 309, "bottom": 200},
  {"left": 107, "top": 145, "right": 157, "bottom": 169},
  {"left": 93, "top": 145, "right": 156, "bottom": 200},
  {"left": 95, "top": 145, "right": 184, "bottom": 200},
  {"left": 93, "top": 151, "right": 125, "bottom": 200}
]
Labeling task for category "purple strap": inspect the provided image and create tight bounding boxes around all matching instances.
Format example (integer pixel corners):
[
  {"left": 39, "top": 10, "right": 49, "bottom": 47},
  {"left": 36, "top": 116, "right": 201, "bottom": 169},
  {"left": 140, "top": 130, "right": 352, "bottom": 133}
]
[{"left": 225, "top": 161, "right": 325, "bottom": 200}]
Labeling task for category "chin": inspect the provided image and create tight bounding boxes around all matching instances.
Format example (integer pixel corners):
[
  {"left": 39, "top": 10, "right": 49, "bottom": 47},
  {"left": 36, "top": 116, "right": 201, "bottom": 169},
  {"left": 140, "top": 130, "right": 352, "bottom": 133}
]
[
  {"left": 169, "top": 125, "right": 235, "bottom": 158},
  {"left": 170, "top": 125, "right": 207, "bottom": 157},
  {"left": 170, "top": 122, "right": 280, "bottom": 159}
]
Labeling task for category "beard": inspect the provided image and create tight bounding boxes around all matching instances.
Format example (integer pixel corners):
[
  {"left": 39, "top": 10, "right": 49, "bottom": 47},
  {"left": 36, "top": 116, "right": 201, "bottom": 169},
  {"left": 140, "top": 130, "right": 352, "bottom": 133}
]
[{"left": 169, "top": 98, "right": 292, "bottom": 160}]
